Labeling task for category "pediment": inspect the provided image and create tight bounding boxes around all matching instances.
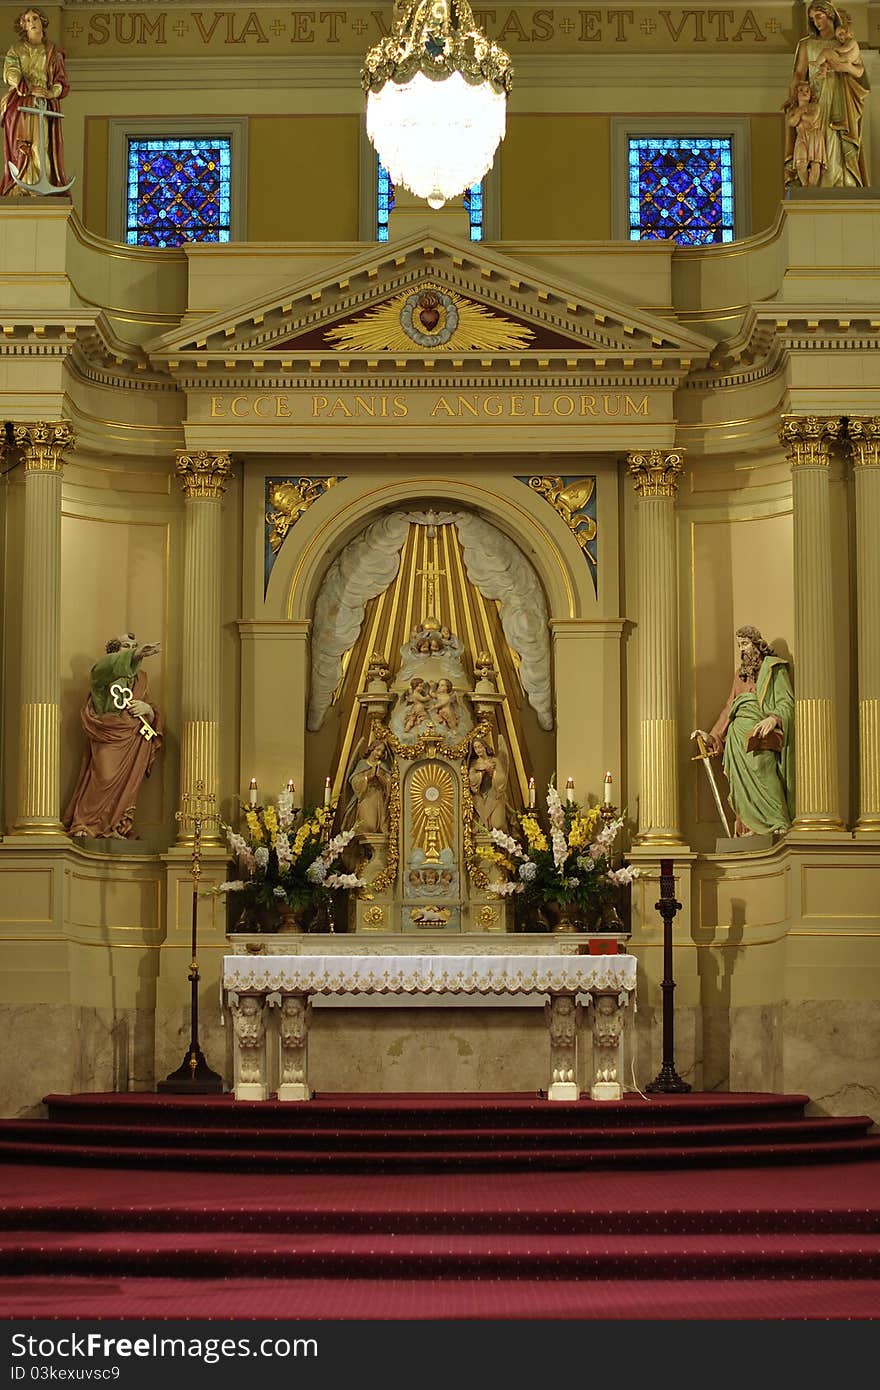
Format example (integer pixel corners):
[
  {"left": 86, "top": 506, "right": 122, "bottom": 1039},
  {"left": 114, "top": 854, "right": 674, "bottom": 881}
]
[{"left": 147, "top": 229, "right": 712, "bottom": 378}]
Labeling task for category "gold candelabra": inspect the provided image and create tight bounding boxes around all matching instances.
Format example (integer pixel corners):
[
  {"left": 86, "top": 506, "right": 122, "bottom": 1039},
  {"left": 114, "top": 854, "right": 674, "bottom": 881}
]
[{"left": 157, "top": 780, "right": 224, "bottom": 1094}]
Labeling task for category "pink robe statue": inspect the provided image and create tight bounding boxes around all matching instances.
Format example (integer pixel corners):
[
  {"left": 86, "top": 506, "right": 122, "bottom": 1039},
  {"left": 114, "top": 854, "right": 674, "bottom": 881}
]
[{"left": 1, "top": 10, "right": 70, "bottom": 196}]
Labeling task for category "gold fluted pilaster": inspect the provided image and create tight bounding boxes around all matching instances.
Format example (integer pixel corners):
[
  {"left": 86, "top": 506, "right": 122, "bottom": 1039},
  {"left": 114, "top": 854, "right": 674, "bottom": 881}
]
[
  {"left": 12, "top": 422, "right": 74, "bottom": 833},
  {"left": 175, "top": 451, "right": 232, "bottom": 842},
  {"left": 780, "top": 416, "right": 845, "bottom": 831},
  {"left": 848, "top": 417, "right": 880, "bottom": 832},
  {"left": 627, "top": 449, "right": 685, "bottom": 844}
]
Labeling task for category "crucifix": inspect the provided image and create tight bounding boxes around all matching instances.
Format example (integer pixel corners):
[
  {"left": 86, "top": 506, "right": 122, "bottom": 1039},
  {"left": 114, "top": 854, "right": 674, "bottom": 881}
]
[{"left": 416, "top": 541, "right": 447, "bottom": 619}]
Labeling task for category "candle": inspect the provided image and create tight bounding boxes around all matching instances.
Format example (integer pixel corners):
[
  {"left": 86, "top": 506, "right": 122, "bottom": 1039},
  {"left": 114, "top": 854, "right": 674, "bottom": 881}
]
[
  {"left": 528, "top": 776, "right": 536, "bottom": 809},
  {"left": 324, "top": 776, "right": 332, "bottom": 807},
  {"left": 604, "top": 771, "right": 613, "bottom": 805},
  {"left": 285, "top": 779, "right": 295, "bottom": 794},
  {"left": 248, "top": 777, "right": 258, "bottom": 807},
  {"left": 565, "top": 777, "right": 575, "bottom": 805}
]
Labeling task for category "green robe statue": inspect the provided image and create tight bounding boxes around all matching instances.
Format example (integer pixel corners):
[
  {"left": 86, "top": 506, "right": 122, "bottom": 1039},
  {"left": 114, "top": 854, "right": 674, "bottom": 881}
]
[{"left": 711, "top": 655, "right": 794, "bottom": 835}]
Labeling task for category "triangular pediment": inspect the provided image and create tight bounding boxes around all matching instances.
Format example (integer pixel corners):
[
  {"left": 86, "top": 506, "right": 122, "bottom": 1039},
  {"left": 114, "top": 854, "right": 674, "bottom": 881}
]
[{"left": 146, "top": 229, "right": 713, "bottom": 377}]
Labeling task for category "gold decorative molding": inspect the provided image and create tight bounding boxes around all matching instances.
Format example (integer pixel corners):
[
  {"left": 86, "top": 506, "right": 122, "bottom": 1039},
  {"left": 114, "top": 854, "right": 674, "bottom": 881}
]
[
  {"left": 627, "top": 450, "right": 684, "bottom": 498},
  {"left": 779, "top": 416, "right": 843, "bottom": 468},
  {"left": 324, "top": 284, "right": 534, "bottom": 354},
  {"left": 847, "top": 417, "right": 880, "bottom": 466},
  {"left": 175, "top": 451, "right": 233, "bottom": 499},
  {"left": 266, "top": 477, "right": 343, "bottom": 556},
  {"left": 525, "top": 476, "right": 597, "bottom": 587},
  {"left": 12, "top": 422, "right": 74, "bottom": 473}
]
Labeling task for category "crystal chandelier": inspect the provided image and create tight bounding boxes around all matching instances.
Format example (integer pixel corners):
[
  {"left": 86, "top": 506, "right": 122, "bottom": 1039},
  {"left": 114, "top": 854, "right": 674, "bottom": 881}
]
[{"left": 362, "top": 0, "right": 513, "bottom": 210}]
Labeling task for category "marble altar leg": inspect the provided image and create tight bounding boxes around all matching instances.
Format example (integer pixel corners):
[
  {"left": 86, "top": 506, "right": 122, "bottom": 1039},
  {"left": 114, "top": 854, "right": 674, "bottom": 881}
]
[
  {"left": 588, "top": 990, "right": 627, "bottom": 1100},
  {"left": 229, "top": 993, "right": 269, "bottom": 1101},
  {"left": 545, "top": 993, "right": 581, "bottom": 1101},
  {"left": 277, "top": 993, "right": 312, "bottom": 1101}
]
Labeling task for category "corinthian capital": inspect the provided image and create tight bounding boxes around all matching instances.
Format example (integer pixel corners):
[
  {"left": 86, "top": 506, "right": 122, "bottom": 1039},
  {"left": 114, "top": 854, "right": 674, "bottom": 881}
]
[
  {"left": 627, "top": 450, "right": 684, "bottom": 498},
  {"left": 175, "top": 451, "right": 233, "bottom": 499},
  {"left": 780, "top": 416, "right": 843, "bottom": 467},
  {"left": 12, "top": 422, "right": 74, "bottom": 472},
  {"left": 846, "top": 417, "right": 880, "bottom": 467}
]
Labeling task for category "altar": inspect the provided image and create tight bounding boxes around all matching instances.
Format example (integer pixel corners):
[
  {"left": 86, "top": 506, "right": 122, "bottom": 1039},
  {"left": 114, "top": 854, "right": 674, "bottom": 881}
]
[{"left": 222, "top": 951, "right": 637, "bottom": 1103}]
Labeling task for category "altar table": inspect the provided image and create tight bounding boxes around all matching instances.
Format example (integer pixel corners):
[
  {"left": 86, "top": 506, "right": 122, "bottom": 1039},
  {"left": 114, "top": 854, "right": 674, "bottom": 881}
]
[{"left": 222, "top": 953, "right": 637, "bottom": 1102}]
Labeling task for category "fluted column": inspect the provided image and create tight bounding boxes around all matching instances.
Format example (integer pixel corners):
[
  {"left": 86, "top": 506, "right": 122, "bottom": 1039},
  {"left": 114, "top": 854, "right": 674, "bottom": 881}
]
[
  {"left": 780, "top": 416, "right": 845, "bottom": 831},
  {"left": 847, "top": 418, "right": 880, "bottom": 834},
  {"left": 627, "top": 449, "right": 685, "bottom": 844},
  {"left": 175, "top": 451, "right": 232, "bottom": 843},
  {"left": 12, "top": 422, "right": 74, "bottom": 834}
]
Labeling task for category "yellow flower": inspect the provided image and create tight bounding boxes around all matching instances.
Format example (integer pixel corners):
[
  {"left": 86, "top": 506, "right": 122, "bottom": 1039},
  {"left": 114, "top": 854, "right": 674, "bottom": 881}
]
[
  {"left": 567, "top": 809, "right": 600, "bottom": 849},
  {"left": 520, "top": 815, "right": 548, "bottom": 852},
  {"left": 245, "top": 810, "right": 263, "bottom": 843},
  {"left": 263, "top": 805, "right": 278, "bottom": 836},
  {"left": 481, "top": 848, "right": 514, "bottom": 871}
]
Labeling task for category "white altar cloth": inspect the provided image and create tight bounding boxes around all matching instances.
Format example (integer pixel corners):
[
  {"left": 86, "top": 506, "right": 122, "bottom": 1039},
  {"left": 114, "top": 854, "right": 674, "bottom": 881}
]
[
  {"left": 221, "top": 953, "right": 637, "bottom": 1103},
  {"left": 222, "top": 953, "right": 637, "bottom": 996}
]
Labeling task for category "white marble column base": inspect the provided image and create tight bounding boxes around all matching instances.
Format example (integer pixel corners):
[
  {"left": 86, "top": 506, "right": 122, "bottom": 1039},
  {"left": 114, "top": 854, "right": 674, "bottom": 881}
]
[
  {"left": 235, "top": 1081, "right": 268, "bottom": 1102},
  {"left": 591, "top": 1080, "right": 622, "bottom": 1101},
  {"left": 548, "top": 1080, "right": 579, "bottom": 1101},
  {"left": 277, "top": 1081, "right": 310, "bottom": 1101}
]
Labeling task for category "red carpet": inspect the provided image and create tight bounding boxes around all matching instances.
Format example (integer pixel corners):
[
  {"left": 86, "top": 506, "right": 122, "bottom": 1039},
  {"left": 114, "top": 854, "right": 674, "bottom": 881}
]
[{"left": 0, "top": 1092, "right": 878, "bottom": 1319}]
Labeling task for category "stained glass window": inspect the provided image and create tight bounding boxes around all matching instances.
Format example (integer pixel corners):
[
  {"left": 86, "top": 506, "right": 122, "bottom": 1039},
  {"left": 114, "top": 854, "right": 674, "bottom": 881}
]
[
  {"left": 126, "top": 137, "right": 232, "bottom": 248},
  {"left": 377, "top": 163, "right": 482, "bottom": 242},
  {"left": 627, "top": 137, "right": 734, "bottom": 246}
]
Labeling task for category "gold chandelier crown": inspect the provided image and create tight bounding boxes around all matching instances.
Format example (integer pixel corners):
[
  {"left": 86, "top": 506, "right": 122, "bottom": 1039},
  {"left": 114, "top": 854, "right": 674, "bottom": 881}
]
[{"left": 361, "top": 0, "right": 513, "bottom": 97}]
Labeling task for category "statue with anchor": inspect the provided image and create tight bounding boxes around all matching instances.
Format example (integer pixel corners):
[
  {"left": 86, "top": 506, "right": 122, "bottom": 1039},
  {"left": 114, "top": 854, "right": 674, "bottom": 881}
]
[{"left": 1, "top": 9, "right": 74, "bottom": 197}]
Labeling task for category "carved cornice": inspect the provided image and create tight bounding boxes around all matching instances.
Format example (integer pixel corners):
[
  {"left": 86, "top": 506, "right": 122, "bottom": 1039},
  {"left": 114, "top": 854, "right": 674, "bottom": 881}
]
[
  {"left": 12, "top": 422, "right": 74, "bottom": 472},
  {"left": 627, "top": 450, "right": 684, "bottom": 498},
  {"left": 175, "top": 451, "right": 233, "bottom": 499},
  {"left": 779, "top": 416, "right": 843, "bottom": 468},
  {"left": 847, "top": 417, "right": 880, "bottom": 467}
]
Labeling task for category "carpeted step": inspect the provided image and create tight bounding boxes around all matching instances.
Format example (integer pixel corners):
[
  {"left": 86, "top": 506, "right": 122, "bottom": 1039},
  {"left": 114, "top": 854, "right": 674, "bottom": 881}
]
[
  {"left": 1, "top": 1134, "right": 880, "bottom": 1172},
  {"left": 41, "top": 1091, "right": 814, "bottom": 1130},
  {"left": 2, "top": 1229, "right": 878, "bottom": 1280},
  {"left": 0, "top": 1114, "right": 871, "bottom": 1153},
  {"left": 1, "top": 1273, "right": 879, "bottom": 1320}
]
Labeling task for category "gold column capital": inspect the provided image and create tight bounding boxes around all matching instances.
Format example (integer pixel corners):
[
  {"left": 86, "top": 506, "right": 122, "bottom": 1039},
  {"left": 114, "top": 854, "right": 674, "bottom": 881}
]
[
  {"left": 175, "top": 451, "right": 233, "bottom": 499},
  {"left": 846, "top": 417, "right": 880, "bottom": 466},
  {"left": 780, "top": 415, "right": 843, "bottom": 466},
  {"left": 626, "top": 450, "right": 684, "bottom": 498},
  {"left": 12, "top": 421, "right": 74, "bottom": 472}
]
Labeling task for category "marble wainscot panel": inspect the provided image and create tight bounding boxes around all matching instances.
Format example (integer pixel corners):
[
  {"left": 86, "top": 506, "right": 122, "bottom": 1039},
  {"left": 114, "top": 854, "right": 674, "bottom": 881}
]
[{"left": 784, "top": 1000, "right": 880, "bottom": 1125}]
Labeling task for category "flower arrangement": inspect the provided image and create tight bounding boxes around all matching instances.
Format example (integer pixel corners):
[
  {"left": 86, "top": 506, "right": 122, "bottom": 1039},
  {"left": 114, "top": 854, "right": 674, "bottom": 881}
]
[
  {"left": 485, "top": 781, "right": 636, "bottom": 926},
  {"left": 217, "top": 788, "right": 365, "bottom": 931}
]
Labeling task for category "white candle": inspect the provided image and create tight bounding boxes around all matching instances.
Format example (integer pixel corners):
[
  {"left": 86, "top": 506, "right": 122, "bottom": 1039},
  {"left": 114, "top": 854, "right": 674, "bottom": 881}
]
[
  {"left": 285, "top": 779, "right": 295, "bottom": 795},
  {"left": 528, "top": 776, "right": 536, "bottom": 809},
  {"left": 324, "top": 776, "right": 332, "bottom": 807},
  {"left": 248, "top": 778, "right": 258, "bottom": 807},
  {"left": 565, "top": 777, "right": 575, "bottom": 805},
  {"left": 604, "top": 771, "right": 613, "bottom": 805}
]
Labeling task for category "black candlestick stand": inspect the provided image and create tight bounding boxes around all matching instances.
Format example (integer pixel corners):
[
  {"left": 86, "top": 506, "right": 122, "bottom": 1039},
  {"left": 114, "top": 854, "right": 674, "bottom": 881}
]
[
  {"left": 645, "top": 857, "right": 691, "bottom": 1094},
  {"left": 157, "top": 780, "right": 224, "bottom": 1094}
]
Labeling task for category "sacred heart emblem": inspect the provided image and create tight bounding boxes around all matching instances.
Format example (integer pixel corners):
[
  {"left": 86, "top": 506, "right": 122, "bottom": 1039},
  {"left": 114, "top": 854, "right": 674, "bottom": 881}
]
[{"left": 417, "top": 292, "right": 441, "bottom": 331}]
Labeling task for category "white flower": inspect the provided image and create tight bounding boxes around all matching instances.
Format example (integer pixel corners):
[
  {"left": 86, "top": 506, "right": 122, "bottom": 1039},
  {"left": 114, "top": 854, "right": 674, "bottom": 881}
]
[
  {"left": 276, "top": 790, "right": 295, "bottom": 830},
  {"left": 323, "top": 827, "right": 358, "bottom": 861},
  {"left": 254, "top": 846, "right": 269, "bottom": 869},
  {"left": 217, "top": 880, "right": 246, "bottom": 893},
  {"left": 489, "top": 828, "right": 526, "bottom": 860},
  {"left": 306, "top": 859, "right": 327, "bottom": 883},
  {"left": 607, "top": 865, "right": 638, "bottom": 886},
  {"left": 518, "top": 860, "right": 537, "bottom": 881},
  {"left": 486, "top": 880, "right": 525, "bottom": 896},
  {"left": 551, "top": 827, "right": 568, "bottom": 869},
  {"left": 566, "top": 876, "right": 580, "bottom": 888},
  {"left": 546, "top": 783, "right": 564, "bottom": 828},
  {"left": 323, "top": 872, "right": 366, "bottom": 890},
  {"left": 272, "top": 885, "right": 288, "bottom": 898}
]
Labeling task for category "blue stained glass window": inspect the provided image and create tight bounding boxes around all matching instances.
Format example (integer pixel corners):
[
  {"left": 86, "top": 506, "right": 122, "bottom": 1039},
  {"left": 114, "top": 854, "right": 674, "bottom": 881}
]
[
  {"left": 126, "top": 137, "right": 232, "bottom": 248},
  {"left": 463, "top": 183, "right": 483, "bottom": 241},
  {"left": 627, "top": 137, "right": 734, "bottom": 246},
  {"left": 376, "top": 163, "right": 482, "bottom": 242},
  {"left": 377, "top": 162, "right": 395, "bottom": 242}
]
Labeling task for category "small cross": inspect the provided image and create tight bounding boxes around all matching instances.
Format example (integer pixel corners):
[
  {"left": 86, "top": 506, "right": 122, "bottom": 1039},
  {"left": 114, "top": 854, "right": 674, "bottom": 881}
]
[
  {"left": 351, "top": 18, "right": 368, "bottom": 34},
  {"left": 68, "top": 21, "right": 83, "bottom": 38},
  {"left": 558, "top": 18, "right": 574, "bottom": 33},
  {"left": 765, "top": 18, "right": 782, "bottom": 32},
  {"left": 640, "top": 18, "right": 656, "bottom": 33},
  {"left": 271, "top": 20, "right": 286, "bottom": 35},
  {"left": 173, "top": 21, "right": 189, "bottom": 37}
]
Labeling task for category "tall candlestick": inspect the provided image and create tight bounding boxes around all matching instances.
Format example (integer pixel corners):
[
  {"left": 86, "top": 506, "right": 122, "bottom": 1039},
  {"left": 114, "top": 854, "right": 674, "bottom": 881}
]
[
  {"left": 248, "top": 777, "right": 258, "bottom": 807},
  {"left": 565, "top": 777, "right": 575, "bottom": 805},
  {"left": 604, "top": 771, "right": 613, "bottom": 805},
  {"left": 528, "top": 776, "right": 536, "bottom": 809},
  {"left": 324, "top": 776, "right": 332, "bottom": 807}
]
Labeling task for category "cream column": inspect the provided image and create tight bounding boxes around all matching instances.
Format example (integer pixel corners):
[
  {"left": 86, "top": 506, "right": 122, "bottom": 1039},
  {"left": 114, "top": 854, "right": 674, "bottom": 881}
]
[
  {"left": 780, "top": 417, "right": 844, "bottom": 831},
  {"left": 12, "top": 422, "right": 74, "bottom": 835},
  {"left": 627, "top": 450, "right": 685, "bottom": 844},
  {"left": 847, "top": 418, "right": 880, "bottom": 834},
  {"left": 175, "top": 451, "right": 232, "bottom": 843}
]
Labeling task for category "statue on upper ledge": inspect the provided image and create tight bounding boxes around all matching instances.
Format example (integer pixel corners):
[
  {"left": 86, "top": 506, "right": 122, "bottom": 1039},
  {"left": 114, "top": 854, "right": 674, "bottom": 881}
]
[
  {"left": 783, "top": 3, "right": 869, "bottom": 190},
  {"left": 63, "top": 633, "right": 163, "bottom": 840},
  {"left": 467, "top": 733, "right": 511, "bottom": 833},
  {"left": 693, "top": 626, "right": 794, "bottom": 838},
  {"left": 346, "top": 736, "right": 392, "bottom": 836},
  {"left": 1, "top": 8, "right": 71, "bottom": 197}
]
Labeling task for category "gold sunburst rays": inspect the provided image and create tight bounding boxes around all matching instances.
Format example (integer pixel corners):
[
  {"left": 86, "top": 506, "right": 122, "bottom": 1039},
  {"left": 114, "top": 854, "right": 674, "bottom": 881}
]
[
  {"left": 408, "top": 761, "right": 456, "bottom": 861},
  {"left": 324, "top": 285, "right": 535, "bottom": 354}
]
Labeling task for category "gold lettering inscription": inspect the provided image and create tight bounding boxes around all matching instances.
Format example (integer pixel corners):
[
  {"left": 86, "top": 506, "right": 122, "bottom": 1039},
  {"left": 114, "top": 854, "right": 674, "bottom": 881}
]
[{"left": 203, "top": 390, "right": 653, "bottom": 421}]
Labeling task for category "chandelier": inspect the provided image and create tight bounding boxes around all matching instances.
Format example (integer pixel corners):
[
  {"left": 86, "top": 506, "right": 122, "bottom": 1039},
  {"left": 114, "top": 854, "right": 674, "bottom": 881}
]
[{"left": 362, "top": 0, "right": 513, "bottom": 210}]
